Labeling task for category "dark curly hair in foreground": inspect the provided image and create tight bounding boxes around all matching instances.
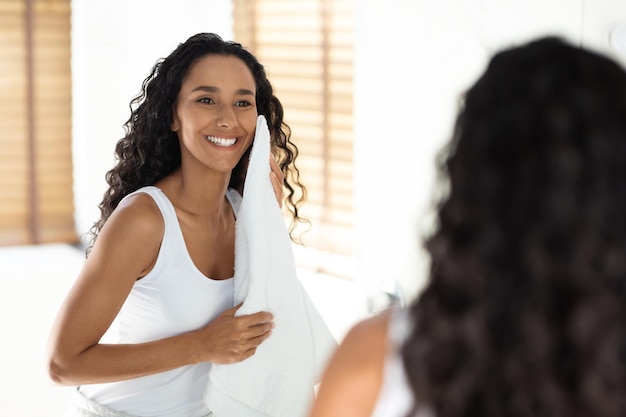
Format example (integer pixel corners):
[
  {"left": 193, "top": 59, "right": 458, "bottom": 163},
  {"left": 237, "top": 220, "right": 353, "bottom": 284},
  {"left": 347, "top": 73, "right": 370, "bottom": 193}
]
[
  {"left": 88, "top": 33, "right": 306, "bottom": 250},
  {"left": 403, "top": 37, "right": 626, "bottom": 417}
]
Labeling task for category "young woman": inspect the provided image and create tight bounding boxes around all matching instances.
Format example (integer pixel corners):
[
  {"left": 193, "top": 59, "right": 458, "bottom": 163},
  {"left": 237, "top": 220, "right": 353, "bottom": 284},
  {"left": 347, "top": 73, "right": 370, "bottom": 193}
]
[
  {"left": 47, "top": 33, "right": 306, "bottom": 417},
  {"left": 309, "top": 37, "right": 626, "bottom": 417}
]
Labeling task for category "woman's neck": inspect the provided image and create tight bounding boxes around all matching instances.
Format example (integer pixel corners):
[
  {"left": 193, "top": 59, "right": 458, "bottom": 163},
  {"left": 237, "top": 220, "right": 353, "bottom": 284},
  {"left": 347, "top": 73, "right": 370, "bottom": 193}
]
[{"left": 157, "top": 168, "right": 232, "bottom": 220}]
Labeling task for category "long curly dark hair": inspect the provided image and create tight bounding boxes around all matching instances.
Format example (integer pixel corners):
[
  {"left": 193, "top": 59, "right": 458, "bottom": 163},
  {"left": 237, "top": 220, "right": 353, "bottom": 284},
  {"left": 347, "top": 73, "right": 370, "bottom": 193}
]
[
  {"left": 402, "top": 37, "right": 626, "bottom": 417},
  {"left": 88, "top": 33, "right": 306, "bottom": 250}
]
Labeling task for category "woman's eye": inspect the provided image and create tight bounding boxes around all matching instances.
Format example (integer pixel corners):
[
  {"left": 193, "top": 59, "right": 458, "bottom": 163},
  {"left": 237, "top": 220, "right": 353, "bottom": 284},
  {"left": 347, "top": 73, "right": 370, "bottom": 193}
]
[
  {"left": 235, "top": 100, "right": 252, "bottom": 108},
  {"left": 198, "top": 97, "right": 215, "bottom": 104}
]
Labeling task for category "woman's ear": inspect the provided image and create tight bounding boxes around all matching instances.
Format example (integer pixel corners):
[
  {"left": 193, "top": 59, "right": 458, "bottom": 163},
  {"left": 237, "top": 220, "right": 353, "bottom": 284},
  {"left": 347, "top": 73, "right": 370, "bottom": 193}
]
[{"left": 171, "top": 105, "right": 180, "bottom": 132}]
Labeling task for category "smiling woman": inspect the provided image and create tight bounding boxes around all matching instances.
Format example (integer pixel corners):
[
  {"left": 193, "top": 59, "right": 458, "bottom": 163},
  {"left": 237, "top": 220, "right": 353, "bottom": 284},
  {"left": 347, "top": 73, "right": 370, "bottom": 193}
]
[{"left": 45, "top": 33, "right": 307, "bottom": 417}]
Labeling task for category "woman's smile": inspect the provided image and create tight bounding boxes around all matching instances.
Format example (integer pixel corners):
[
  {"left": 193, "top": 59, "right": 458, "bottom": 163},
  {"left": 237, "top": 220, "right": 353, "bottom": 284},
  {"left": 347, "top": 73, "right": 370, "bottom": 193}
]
[{"left": 205, "top": 135, "right": 238, "bottom": 147}]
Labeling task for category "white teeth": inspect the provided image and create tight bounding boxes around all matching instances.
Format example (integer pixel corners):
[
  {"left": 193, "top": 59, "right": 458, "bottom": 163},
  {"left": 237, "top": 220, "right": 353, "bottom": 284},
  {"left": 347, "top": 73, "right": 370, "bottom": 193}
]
[{"left": 206, "top": 135, "right": 236, "bottom": 147}]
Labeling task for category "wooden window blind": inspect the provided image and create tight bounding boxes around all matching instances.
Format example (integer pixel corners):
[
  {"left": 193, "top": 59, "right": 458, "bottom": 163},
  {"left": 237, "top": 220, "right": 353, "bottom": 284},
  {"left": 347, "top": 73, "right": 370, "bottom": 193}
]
[
  {"left": 233, "top": 0, "right": 355, "bottom": 277},
  {"left": 0, "top": 0, "right": 76, "bottom": 246}
]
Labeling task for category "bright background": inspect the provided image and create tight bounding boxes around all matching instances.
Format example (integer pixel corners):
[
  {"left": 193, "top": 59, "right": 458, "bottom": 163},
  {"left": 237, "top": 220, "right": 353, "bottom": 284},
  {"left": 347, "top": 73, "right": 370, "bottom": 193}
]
[{"left": 3, "top": 0, "right": 626, "bottom": 415}]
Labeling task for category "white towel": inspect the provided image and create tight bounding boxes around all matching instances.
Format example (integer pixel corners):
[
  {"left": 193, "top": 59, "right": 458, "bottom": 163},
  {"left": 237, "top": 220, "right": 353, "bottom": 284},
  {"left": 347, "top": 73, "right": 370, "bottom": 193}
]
[{"left": 204, "top": 115, "right": 337, "bottom": 417}]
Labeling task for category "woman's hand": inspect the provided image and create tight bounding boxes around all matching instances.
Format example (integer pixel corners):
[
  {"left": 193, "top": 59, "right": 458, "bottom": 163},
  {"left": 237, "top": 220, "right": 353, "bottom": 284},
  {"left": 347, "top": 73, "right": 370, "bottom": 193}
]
[
  {"left": 197, "top": 304, "right": 275, "bottom": 364},
  {"left": 270, "top": 156, "right": 284, "bottom": 208}
]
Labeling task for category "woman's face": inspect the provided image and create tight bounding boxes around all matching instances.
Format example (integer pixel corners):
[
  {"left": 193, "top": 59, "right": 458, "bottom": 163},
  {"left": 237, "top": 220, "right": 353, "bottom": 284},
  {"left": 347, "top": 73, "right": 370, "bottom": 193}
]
[{"left": 171, "top": 54, "right": 258, "bottom": 175}]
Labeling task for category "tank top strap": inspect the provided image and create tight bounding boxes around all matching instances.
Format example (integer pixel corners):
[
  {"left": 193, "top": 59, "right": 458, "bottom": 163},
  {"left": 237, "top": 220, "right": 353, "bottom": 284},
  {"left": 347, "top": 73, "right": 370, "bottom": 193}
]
[
  {"left": 123, "top": 185, "right": 241, "bottom": 230},
  {"left": 371, "top": 308, "right": 414, "bottom": 417},
  {"left": 388, "top": 307, "right": 412, "bottom": 347},
  {"left": 123, "top": 186, "right": 178, "bottom": 228}
]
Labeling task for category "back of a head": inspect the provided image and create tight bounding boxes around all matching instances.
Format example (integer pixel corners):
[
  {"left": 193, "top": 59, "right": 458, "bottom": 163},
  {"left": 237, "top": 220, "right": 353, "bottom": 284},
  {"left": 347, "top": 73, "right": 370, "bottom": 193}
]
[{"left": 403, "top": 37, "right": 626, "bottom": 417}]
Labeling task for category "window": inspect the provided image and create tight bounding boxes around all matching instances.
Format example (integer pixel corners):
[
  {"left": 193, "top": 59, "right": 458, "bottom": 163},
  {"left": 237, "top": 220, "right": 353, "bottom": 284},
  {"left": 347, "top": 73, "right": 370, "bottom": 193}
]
[
  {"left": 0, "top": 0, "right": 75, "bottom": 245},
  {"left": 233, "top": 0, "right": 355, "bottom": 277}
]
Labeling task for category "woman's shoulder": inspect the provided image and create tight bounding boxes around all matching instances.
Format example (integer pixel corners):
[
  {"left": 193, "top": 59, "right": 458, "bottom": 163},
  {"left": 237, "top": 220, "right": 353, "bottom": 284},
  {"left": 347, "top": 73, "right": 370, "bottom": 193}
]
[
  {"left": 103, "top": 190, "right": 164, "bottom": 243},
  {"left": 345, "top": 310, "right": 391, "bottom": 349},
  {"left": 86, "top": 189, "right": 165, "bottom": 280},
  {"left": 309, "top": 311, "right": 392, "bottom": 417},
  {"left": 117, "top": 189, "right": 161, "bottom": 219}
]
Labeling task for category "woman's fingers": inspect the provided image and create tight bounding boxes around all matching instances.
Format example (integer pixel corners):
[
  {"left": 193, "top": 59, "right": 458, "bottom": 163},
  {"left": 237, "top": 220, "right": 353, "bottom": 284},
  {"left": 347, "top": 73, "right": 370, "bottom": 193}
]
[{"left": 200, "top": 309, "right": 274, "bottom": 364}]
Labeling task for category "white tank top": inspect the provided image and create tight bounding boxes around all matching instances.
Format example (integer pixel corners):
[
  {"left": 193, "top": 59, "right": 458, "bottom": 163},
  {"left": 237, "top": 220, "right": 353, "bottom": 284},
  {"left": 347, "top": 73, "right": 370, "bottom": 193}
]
[
  {"left": 371, "top": 308, "right": 415, "bottom": 417},
  {"left": 79, "top": 186, "right": 238, "bottom": 417}
]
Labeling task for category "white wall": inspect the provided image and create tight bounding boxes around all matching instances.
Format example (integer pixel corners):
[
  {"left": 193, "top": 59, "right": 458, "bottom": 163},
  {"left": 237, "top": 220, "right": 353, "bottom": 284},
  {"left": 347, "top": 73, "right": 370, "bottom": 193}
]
[
  {"left": 71, "top": 0, "right": 233, "bottom": 239},
  {"left": 354, "top": 0, "right": 626, "bottom": 305}
]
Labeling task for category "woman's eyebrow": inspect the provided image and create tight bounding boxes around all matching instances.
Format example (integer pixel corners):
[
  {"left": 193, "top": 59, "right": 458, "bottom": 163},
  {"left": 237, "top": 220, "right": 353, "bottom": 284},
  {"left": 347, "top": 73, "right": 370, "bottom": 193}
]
[
  {"left": 191, "top": 85, "right": 255, "bottom": 96},
  {"left": 192, "top": 85, "right": 219, "bottom": 93}
]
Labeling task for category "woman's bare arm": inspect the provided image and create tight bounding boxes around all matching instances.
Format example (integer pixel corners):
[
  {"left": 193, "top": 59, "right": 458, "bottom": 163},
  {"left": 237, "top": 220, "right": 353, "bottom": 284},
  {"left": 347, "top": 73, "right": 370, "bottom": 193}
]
[
  {"left": 46, "top": 194, "right": 273, "bottom": 386},
  {"left": 308, "top": 312, "right": 390, "bottom": 417}
]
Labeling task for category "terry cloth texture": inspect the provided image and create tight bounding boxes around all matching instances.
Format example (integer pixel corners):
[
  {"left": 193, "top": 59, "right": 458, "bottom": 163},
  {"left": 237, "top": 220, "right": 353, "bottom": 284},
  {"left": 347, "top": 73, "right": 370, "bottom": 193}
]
[{"left": 204, "top": 115, "right": 337, "bottom": 417}]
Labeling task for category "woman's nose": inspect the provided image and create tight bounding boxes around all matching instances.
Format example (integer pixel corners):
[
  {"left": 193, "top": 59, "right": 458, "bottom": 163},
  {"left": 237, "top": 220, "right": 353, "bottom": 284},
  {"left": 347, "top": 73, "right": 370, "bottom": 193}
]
[{"left": 216, "top": 105, "right": 237, "bottom": 128}]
